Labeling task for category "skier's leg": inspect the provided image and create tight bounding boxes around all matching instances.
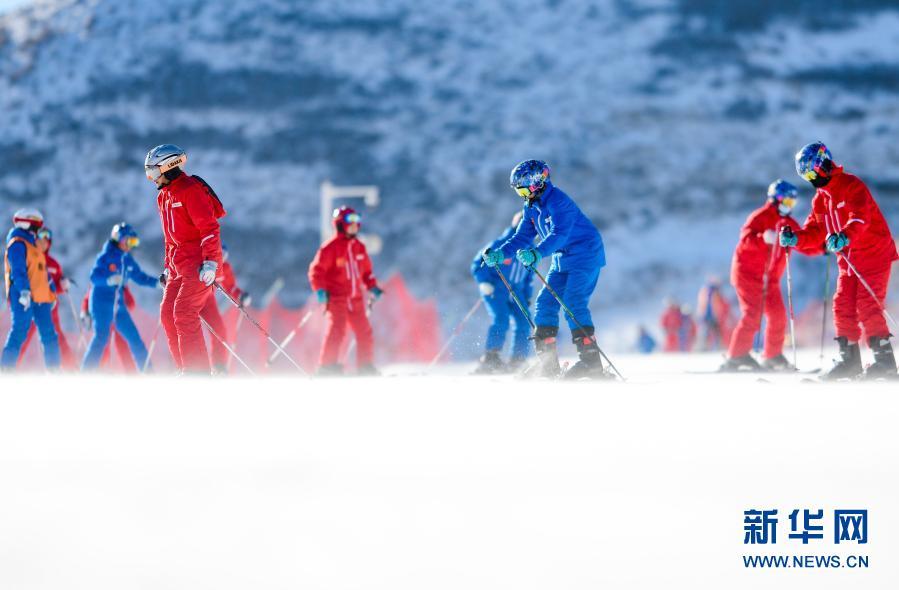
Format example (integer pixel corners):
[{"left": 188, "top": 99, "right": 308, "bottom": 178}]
[
  {"left": 16, "top": 323, "right": 36, "bottom": 367},
  {"left": 199, "top": 292, "right": 229, "bottom": 370},
  {"left": 560, "top": 267, "right": 606, "bottom": 378},
  {"left": 528, "top": 270, "right": 565, "bottom": 377},
  {"left": 509, "top": 297, "right": 532, "bottom": 361},
  {"left": 114, "top": 308, "right": 149, "bottom": 371},
  {"left": 51, "top": 305, "right": 75, "bottom": 369},
  {"left": 319, "top": 298, "right": 349, "bottom": 371},
  {"left": 113, "top": 330, "right": 137, "bottom": 373},
  {"left": 855, "top": 265, "right": 895, "bottom": 377},
  {"left": 32, "top": 302, "right": 60, "bottom": 369},
  {"left": 1, "top": 296, "right": 34, "bottom": 370},
  {"left": 347, "top": 300, "right": 375, "bottom": 370},
  {"left": 484, "top": 293, "right": 510, "bottom": 353},
  {"left": 81, "top": 306, "right": 113, "bottom": 370},
  {"left": 160, "top": 277, "right": 182, "bottom": 370},
  {"left": 725, "top": 272, "right": 763, "bottom": 359},
  {"left": 823, "top": 272, "right": 863, "bottom": 380},
  {"left": 173, "top": 277, "right": 212, "bottom": 373},
  {"left": 763, "top": 281, "right": 787, "bottom": 360}
]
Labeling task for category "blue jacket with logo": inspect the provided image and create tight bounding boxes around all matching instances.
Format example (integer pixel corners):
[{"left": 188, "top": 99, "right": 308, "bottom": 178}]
[
  {"left": 88, "top": 240, "right": 158, "bottom": 310},
  {"left": 498, "top": 182, "right": 605, "bottom": 272},
  {"left": 471, "top": 226, "right": 533, "bottom": 300}
]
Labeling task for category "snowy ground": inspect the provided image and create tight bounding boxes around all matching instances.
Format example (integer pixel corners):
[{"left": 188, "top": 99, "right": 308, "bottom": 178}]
[{"left": 0, "top": 351, "right": 896, "bottom": 589}]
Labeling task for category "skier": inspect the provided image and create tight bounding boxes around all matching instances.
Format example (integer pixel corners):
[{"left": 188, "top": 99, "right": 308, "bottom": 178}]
[
  {"left": 660, "top": 298, "right": 683, "bottom": 352},
  {"left": 146, "top": 144, "right": 225, "bottom": 374},
  {"left": 1, "top": 208, "right": 60, "bottom": 371},
  {"left": 17, "top": 227, "right": 76, "bottom": 369},
  {"left": 635, "top": 325, "right": 657, "bottom": 354},
  {"left": 308, "top": 206, "right": 383, "bottom": 376},
  {"left": 81, "top": 223, "right": 160, "bottom": 370},
  {"left": 81, "top": 287, "right": 140, "bottom": 372},
  {"left": 482, "top": 160, "right": 606, "bottom": 379},
  {"left": 470, "top": 212, "right": 533, "bottom": 373},
  {"left": 780, "top": 141, "right": 898, "bottom": 379},
  {"left": 679, "top": 304, "right": 697, "bottom": 352},
  {"left": 695, "top": 277, "right": 731, "bottom": 351},
  {"left": 200, "top": 242, "right": 249, "bottom": 374},
  {"left": 721, "top": 180, "right": 802, "bottom": 372}
]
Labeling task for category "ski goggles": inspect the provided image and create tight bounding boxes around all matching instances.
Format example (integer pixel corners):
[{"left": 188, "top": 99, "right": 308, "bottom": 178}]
[
  {"left": 515, "top": 186, "right": 541, "bottom": 199},
  {"left": 120, "top": 235, "right": 140, "bottom": 248},
  {"left": 342, "top": 212, "right": 362, "bottom": 224},
  {"left": 36, "top": 228, "right": 52, "bottom": 241},
  {"left": 780, "top": 197, "right": 797, "bottom": 209},
  {"left": 145, "top": 154, "right": 187, "bottom": 182}
]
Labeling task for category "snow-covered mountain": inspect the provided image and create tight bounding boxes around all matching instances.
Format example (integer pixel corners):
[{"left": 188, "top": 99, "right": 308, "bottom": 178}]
[{"left": 2, "top": 0, "right": 899, "bottom": 327}]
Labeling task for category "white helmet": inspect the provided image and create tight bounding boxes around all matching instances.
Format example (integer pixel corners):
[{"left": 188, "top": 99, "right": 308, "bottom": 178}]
[
  {"left": 145, "top": 144, "right": 187, "bottom": 182},
  {"left": 12, "top": 208, "right": 44, "bottom": 231}
]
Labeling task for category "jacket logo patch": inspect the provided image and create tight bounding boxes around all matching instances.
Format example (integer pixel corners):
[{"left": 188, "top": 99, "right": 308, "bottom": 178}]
[
  {"left": 336, "top": 258, "right": 346, "bottom": 267},
  {"left": 837, "top": 201, "right": 845, "bottom": 208},
  {"left": 356, "top": 254, "right": 365, "bottom": 260},
  {"left": 109, "top": 263, "right": 117, "bottom": 272},
  {"left": 172, "top": 202, "right": 183, "bottom": 208}
]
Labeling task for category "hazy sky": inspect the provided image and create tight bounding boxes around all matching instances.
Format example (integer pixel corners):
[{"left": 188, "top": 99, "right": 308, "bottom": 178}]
[{"left": 0, "top": 0, "right": 31, "bottom": 15}]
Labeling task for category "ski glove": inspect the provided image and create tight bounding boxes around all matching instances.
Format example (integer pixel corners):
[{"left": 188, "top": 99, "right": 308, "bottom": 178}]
[
  {"left": 478, "top": 282, "right": 495, "bottom": 297},
  {"left": 825, "top": 232, "right": 849, "bottom": 253},
  {"left": 199, "top": 261, "right": 218, "bottom": 287},
  {"left": 482, "top": 248, "right": 504, "bottom": 268},
  {"left": 516, "top": 248, "right": 541, "bottom": 267},
  {"left": 239, "top": 292, "right": 252, "bottom": 308},
  {"left": 18, "top": 290, "right": 31, "bottom": 311},
  {"left": 316, "top": 289, "right": 329, "bottom": 304},
  {"left": 369, "top": 286, "right": 384, "bottom": 300},
  {"left": 59, "top": 277, "right": 71, "bottom": 292},
  {"left": 779, "top": 226, "right": 797, "bottom": 248},
  {"left": 762, "top": 229, "right": 776, "bottom": 245},
  {"left": 159, "top": 268, "right": 170, "bottom": 287},
  {"left": 107, "top": 275, "right": 123, "bottom": 287}
]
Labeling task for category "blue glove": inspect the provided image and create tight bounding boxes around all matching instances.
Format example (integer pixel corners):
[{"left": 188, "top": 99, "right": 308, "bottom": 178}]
[
  {"left": 370, "top": 286, "right": 384, "bottom": 300},
  {"left": 779, "top": 227, "right": 797, "bottom": 248},
  {"left": 825, "top": 232, "right": 849, "bottom": 253},
  {"left": 316, "top": 289, "right": 329, "bottom": 304},
  {"left": 482, "top": 248, "right": 505, "bottom": 268},
  {"left": 516, "top": 248, "right": 541, "bottom": 267}
]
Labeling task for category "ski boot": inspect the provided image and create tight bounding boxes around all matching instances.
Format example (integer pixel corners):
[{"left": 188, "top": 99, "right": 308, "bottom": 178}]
[
  {"left": 316, "top": 363, "right": 344, "bottom": 377},
  {"left": 821, "top": 337, "right": 862, "bottom": 381},
  {"left": 212, "top": 363, "right": 229, "bottom": 376},
  {"left": 471, "top": 350, "right": 505, "bottom": 375},
  {"left": 505, "top": 355, "right": 528, "bottom": 373},
  {"left": 718, "top": 354, "right": 762, "bottom": 372},
  {"left": 563, "top": 327, "right": 608, "bottom": 380},
  {"left": 356, "top": 364, "right": 381, "bottom": 377},
  {"left": 761, "top": 354, "right": 795, "bottom": 372},
  {"left": 863, "top": 335, "right": 897, "bottom": 380},
  {"left": 522, "top": 326, "right": 562, "bottom": 379}
]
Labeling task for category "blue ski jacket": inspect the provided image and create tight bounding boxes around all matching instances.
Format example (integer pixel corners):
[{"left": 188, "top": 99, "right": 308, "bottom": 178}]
[
  {"left": 89, "top": 240, "right": 158, "bottom": 308},
  {"left": 471, "top": 226, "right": 533, "bottom": 299},
  {"left": 497, "top": 182, "right": 605, "bottom": 273}
]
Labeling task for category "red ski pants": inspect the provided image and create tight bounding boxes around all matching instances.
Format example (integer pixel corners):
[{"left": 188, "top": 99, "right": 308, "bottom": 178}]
[
  {"left": 319, "top": 297, "right": 373, "bottom": 368},
  {"left": 727, "top": 268, "right": 786, "bottom": 359},
  {"left": 200, "top": 291, "right": 229, "bottom": 369},
  {"left": 161, "top": 274, "right": 212, "bottom": 372},
  {"left": 833, "top": 264, "right": 891, "bottom": 343}
]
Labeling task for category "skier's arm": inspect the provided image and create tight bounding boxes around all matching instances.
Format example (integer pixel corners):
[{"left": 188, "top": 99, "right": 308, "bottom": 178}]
[
  {"left": 498, "top": 213, "right": 536, "bottom": 256},
  {"left": 472, "top": 237, "right": 504, "bottom": 281},
  {"left": 840, "top": 181, "right": 872, "bottom": 243},
  {"left": 6, "top": 241, "right": 28, "bottom": 290},
  {"left": 794, "top": 208, "right": 827, "bottom": 255},
  {"left": 89, "top": 253, "right": 115, "bottom": 286},
  {"left": 125, "top": 256, "right": 160, "bottom": 288},
  {"left": 359, "top": 246, "right": 378, "bottom": 290},
  {"left": 534, "top": 201, "right": 575, "bottom": 258},
  {"left": 308, "top": 244, "right": 332, "bottom": 292},
  {"left": 184, "top": 185, "right": 223, "bottom": 266}
]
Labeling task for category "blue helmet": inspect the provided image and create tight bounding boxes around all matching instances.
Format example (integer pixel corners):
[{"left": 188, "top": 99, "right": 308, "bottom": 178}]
[
  {"left": 767, "top": 179, "right": 798, "bottom": 203},
  {"left": 111, "top": 222, "right": 140, "bottom": 248},
  {"left": 510, "top": 160, "right": 551, "bottom": 200},
  {"left": 795, "top": 141, "right": 834, "bottom": 183}
]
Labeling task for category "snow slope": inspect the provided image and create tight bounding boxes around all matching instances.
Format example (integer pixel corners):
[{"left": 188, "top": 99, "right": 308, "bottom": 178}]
[{"left": 0, "top": 352, "right": 896, "bottom": 589}]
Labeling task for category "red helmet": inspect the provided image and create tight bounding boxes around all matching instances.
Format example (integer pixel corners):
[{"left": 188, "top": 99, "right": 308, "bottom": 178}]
[{"left": 333, "top": 206, "right": 362, "bottom": 233}]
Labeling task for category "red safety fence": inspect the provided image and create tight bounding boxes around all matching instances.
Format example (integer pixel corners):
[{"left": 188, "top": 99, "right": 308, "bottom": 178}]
[{"left": 2, "top": 273, "right": 441, "bottom": 374}]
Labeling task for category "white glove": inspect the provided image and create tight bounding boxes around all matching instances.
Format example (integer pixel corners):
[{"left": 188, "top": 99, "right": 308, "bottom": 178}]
[
  {"left": 762, "top": 229, "right": 776, "bottom": 245},
  {"left": 107, "top": 274, "right": 123, "bottom": 287},
  {"left": 478, "top": 282, "right": 495, "bottom": 296},
  {"left": 18, "top": 290, "right": 31, "bottom": 311},
  {"left": 59, "top": 277, "right": 71, "bottom": 292},
  {"left": 199, "top": 261, "right": 218, "bottom": 287}
]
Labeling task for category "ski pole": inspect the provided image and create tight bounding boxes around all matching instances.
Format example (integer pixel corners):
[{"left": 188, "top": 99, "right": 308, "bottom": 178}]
[
  {"left": 142, "top": 318, "right": 162, "bottom": 373},
  {"left": 200, "top": 316, "right": 255, "bottom": 375},
  {"left": 837, "top": 253, "right": 899, "bottom": 332},
  {"left": 428, "top": 298, "right": 483, "bottom": 368},
  {"left": 63, "top": 291, "right": 88, "bottom": 354},
  {"left": 267, "top": 308, "right": 315, "bottom": 366},
  {"left": 529, "top": 266, "right": 625, "bottom": 381},
  {"left": 820, "top": 253, "right": 830, "bottom": 362},
  {"left": 483, "top": 258, "right": 535, "bottom": 331},
  {"left": 226, "top": 307, "right": 245, "bottom": 372},
  {"left": 755, "top": 239, "right": 779, "bottom": 352},
  {"left": 784, "top": 249, "right": 798, "bottom": 368},
  {"left": 215, "top": 282, "right": 308, "bottom": 375}
]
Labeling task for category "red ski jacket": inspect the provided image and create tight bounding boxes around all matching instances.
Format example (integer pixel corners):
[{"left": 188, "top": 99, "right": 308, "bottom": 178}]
[
  {"left": 732, "top": 204, "right": 800, "bottom": 278},
  {"left": 157, "top": 174, "right": 226, "bottom": 279},
  {"left": 795, "top": 168, "right": 898, "bottom": 273},
  {"left": 308, "top": 234, "right": 378, "bottom": 299},
  {"left": 45, "top": 254, "right": 66, "bottom": 293}
]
